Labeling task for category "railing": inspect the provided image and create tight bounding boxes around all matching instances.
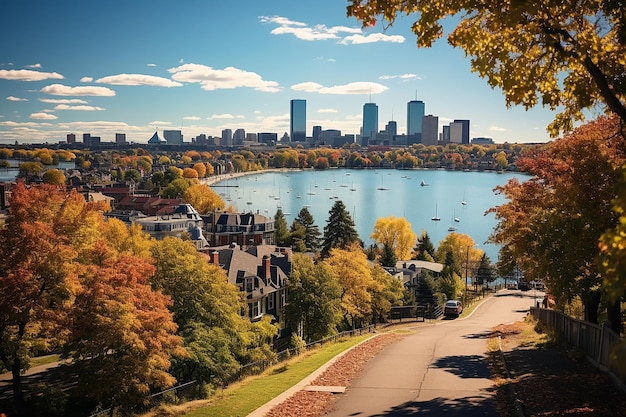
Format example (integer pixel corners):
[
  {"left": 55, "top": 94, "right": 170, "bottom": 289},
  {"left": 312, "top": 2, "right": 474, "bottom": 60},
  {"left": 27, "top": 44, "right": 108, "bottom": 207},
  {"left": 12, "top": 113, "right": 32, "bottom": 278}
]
[{"left": 530, "top": 307, "right": 625, "bottom": 388}]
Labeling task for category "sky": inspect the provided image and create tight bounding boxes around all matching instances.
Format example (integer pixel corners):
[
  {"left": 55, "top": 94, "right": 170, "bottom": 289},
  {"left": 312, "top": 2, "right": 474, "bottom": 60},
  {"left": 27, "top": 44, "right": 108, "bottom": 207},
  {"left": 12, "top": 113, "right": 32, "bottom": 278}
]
[{"left": 0, "top": 0, "right": 561, "bottom": 145}]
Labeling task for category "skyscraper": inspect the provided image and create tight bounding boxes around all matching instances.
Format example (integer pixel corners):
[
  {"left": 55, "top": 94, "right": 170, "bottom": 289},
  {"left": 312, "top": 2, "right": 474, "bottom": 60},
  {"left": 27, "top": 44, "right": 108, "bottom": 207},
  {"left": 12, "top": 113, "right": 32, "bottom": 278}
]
[
  {"left": 290, "top": 99, "right": 306, "bottom": 142},
  {"left": 362, "top": 102, "right": 378, "bottom": 146},
  {"left": 453, "top": 119, "right": 470, "bottom": 144},
  {"left": 421, "top": 115, "right": 439, "bottom": 146},
  {"left": 407, "top": 100, "right": 425, "bottom": 143}
]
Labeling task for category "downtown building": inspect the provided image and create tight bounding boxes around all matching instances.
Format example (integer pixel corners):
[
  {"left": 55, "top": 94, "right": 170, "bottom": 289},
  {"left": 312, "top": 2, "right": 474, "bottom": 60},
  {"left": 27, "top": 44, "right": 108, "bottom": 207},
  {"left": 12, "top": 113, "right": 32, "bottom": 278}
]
[
  {"left": 407, "top": 100, "right": 425, "bottom": 145},
  {"left": 362, "top": 102, "right": 378, "bottom": 146},
  {"left": 290, "top": 99, "right": 307, "bottom": 142}
]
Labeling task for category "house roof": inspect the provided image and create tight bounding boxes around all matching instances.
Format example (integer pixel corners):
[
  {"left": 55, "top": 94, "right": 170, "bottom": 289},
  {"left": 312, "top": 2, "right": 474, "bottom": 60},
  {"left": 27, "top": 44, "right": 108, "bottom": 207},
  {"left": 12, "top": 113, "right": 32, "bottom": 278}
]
[{"left": 395, "top": 260, "right": 444, "bottom": 273}]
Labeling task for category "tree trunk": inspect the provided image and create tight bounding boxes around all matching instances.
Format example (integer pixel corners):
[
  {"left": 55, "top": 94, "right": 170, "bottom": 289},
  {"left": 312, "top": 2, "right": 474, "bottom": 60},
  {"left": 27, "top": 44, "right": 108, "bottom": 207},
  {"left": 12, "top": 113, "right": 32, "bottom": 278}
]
[
  {"left": 606, "top": 299, "right": 622, "bottom": 334},
  {"left": 11, "top": 356, "right": 26, "bottom": 417},
  {"left": 584, "top": 291, "right": 601, "bottom": 324}
]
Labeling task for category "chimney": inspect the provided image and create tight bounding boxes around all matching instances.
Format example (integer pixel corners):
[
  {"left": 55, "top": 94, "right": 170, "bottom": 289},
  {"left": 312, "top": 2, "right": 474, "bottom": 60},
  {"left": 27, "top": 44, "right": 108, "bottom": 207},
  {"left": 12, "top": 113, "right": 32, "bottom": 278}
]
[
  {"left": 262, "top": 255, "right": 271, "bottom": 279},
  {"left": 211, "top": 251, "right": 219, "bottom": 265}
]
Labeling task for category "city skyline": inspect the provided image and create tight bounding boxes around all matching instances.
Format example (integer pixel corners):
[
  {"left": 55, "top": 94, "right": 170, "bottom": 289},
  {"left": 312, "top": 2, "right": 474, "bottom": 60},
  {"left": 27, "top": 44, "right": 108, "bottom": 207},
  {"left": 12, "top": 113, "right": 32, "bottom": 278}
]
[{"left": 1, "top": 1, "right": 561, "bottom": 145}]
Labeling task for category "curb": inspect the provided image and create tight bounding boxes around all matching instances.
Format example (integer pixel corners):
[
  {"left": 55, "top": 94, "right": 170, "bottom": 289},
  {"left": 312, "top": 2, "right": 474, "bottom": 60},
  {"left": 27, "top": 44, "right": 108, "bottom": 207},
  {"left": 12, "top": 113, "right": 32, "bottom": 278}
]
[{"left": 497, "top": 335, "right": 525, "bottom": 417}]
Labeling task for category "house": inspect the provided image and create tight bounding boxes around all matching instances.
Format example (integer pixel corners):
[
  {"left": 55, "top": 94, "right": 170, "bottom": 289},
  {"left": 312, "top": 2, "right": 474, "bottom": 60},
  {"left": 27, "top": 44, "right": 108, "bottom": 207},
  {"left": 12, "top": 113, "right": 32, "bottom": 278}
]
[
  {"left": 132, "top": 204, "right": 209, "bottom": 250},
  {"left": 201, "top": 211, "right": 275, "bottom": 247},
  {"left": 394, "top": 260, "right": 444, "bottom": 301},
  {"left": 207, "top": 244, "right": 291, "bottom": 331}
]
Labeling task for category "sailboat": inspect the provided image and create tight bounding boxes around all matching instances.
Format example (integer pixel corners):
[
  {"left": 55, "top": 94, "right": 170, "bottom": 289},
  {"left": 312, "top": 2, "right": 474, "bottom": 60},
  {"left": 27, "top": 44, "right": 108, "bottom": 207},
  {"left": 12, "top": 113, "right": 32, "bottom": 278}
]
[
  {"left": 377, "top": 175, "right": 388, "bottom": 191},
  {"left": 431, "top": 204, "right": 441, "bottom": 221},
  {"left": 461, "top": 192, "right": 467, "bottom": 205},
  {"left": 448, "top": 212, "right": 458, "bottom": 231}
]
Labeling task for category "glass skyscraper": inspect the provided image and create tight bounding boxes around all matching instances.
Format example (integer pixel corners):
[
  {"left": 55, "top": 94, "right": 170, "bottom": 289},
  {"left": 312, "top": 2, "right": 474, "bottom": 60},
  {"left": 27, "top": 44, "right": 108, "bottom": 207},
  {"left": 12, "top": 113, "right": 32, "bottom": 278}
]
[
  {"left": 290, "top": 99, "right": 307, "bottom": 142},
  {"left": 362, "top": 102, "right": 378, "bottom": 146},
  {"left": 407, "top": 100, "right": 425, "bottom": 143}
]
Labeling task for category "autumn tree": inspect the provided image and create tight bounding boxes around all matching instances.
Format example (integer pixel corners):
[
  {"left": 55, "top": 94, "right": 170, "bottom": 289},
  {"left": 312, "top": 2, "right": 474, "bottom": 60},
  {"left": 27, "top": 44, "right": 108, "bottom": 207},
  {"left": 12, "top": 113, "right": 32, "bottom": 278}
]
[
  {"left": 371, "top": 216, "right": 417, "bottom": 263},
  {"left": 489, "top": 115, "right": 624, "bottom": 327},
  {"left": 0, "top": 183, "right": 106, "bottom": 416},
  {"left": 285, "top": 254, "right": 342, "bottom": 342},
  {"left": 320, "top": 200, "right": 360, "bottom": 258},
  {"left": 325, "top": 243, "right": 374, "bottom": 329},
  {"left": 42, "top": 168, "right": 65, "bottom": 185},
  {"left": 348, "top": 0, "right": 626, "bottom": 136},
  {"left": 63, "top": 251, "right": 185, "bottom": 413},
  {"left": 369, "top": 264, "right": 405, "bottom": 323},
  {"left": 182, "top": 183, "right": 225, "bottom": 213}
]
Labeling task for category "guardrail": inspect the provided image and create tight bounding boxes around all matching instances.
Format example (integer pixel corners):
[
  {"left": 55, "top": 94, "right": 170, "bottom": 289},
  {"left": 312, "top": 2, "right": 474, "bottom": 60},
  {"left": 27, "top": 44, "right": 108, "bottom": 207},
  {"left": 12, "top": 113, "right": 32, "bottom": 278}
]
[{"left": 529, "top": 307, "right": 625, "bottom": 388}]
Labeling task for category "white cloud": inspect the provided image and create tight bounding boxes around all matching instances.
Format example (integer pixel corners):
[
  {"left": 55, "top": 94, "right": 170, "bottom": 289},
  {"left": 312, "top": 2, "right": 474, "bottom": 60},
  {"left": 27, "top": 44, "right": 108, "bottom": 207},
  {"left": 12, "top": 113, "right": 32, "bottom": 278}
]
[
  {"left": 340, "top": 33, "right": 405, "bottom": 44},
  {"left": 291, "top": 81, "right": 388, "bottom": 95},
  {"left": 184, "top": 116, "right": 201, "bottom": 120},
  {"left": 147, "top": 63, "right": 156, "bottom": 67},
  {"left": 7, "top": 96, "right": 27, "bottom": 101},
  {"left": 30, "top": 112, "right": 58, "bottom": 120},
  {"left": 208, "top": 114, "right": 236, "bottom": 120},
  {"left": 149, "top": 120, "right": 172, "bottom": 126},
  {"left": 488, "top": 125, "right": 508, "bottom": 132},
  {"left": 54, "top": 104, "right": 105, "bottom": 111},
  {"left": 80, "top": 77, "right": 93, "bottom": 83},
  {"left": 95, "top": 74, "right": 183, "bottom": 87},
  {"left": 25, "top": 63, "right": 42, "bottom": 69},
  {"left": 260, "top": 15, "right": 361, "bottom": 42},
  {"left": 169, "top": 63, "right": 281, "bottom": 92},
  {"left": 379, "top": 73, "right": 420, "bottom": 81},
  {"left": 40, "top": 98, "right": 88, "bottom": 104},
  {"left": 41, "top": 83, "right": 115, "bottom": 97},
  {"left": 0, "top": 69, "right": 64, "bottom": 81},
  {"left": 318, "top": 108, "right": 337, "bottom": 113}
]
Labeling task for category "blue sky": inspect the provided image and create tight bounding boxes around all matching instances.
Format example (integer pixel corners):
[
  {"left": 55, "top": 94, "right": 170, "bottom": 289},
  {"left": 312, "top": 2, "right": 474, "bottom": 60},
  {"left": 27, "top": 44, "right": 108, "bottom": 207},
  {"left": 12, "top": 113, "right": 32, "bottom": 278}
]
[{"left": 0, "top": 0, "right": 559, "bottom": 145}]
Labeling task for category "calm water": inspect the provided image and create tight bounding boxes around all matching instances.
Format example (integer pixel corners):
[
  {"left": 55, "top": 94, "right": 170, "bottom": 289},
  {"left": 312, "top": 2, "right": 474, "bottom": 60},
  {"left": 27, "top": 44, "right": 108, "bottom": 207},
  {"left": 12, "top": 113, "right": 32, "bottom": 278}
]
[
  {"left": 0, "top": 160, "right": 75, "bottom": 181},
  {"left": 215, "top": 169, "right": 524, "bottom": 262}
]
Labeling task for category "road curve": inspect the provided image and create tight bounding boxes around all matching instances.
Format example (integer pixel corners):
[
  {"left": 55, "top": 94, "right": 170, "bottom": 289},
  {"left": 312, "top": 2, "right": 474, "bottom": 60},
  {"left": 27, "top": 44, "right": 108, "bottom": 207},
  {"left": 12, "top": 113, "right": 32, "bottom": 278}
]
[{"left": 323, "top": 291, "right": 540, "bottom": 417}]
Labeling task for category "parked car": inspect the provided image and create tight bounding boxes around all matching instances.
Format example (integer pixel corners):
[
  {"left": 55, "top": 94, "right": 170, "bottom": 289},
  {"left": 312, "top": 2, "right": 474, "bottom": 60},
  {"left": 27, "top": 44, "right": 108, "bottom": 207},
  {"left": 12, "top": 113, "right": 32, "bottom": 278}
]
[
  {"left": 444, "top": 300, "right": 463, "bottom": 317},
  {"left": 518, "top": 281, "right": 531, "bottom": 291}
]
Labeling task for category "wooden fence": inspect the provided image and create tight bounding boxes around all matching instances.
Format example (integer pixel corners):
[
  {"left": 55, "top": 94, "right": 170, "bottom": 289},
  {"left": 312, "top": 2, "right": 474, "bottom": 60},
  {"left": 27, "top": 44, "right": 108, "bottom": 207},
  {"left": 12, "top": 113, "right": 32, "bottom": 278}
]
[{"left": 529, "top": 307, "right": 625, "bottom": 388}]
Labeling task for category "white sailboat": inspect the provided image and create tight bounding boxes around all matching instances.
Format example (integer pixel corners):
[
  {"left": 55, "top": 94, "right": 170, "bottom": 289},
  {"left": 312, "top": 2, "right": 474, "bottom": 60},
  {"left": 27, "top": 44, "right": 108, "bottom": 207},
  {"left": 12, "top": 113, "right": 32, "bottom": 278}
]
[{"left": 431, "top": 204, "right": 441, "bottom": 221}]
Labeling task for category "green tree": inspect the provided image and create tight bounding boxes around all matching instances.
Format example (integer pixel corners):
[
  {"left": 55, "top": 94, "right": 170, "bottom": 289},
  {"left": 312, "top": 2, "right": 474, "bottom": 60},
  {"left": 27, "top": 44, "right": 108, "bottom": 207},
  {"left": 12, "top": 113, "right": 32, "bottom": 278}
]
[
  {"left": 285, "top": 254, "right": 342, "bottom": 342},
  {"left": 379, "top": 243, "right": 397, "bottom": 267},
  {"left": 475, "top": 253, "right": 497, "bottom": 288},
  {"left": 274, "top": 209, "right": 290, "bottom": 247},
  {"left": 320, "top": 200, "right": 360, "bottom": 258},
  {"left": 288, "top": 221, "right": 307, "bottom": 252},
  {"left": 369, "top": 264, "right": 404, "bottom": 323},
  {"left": 150, "top": 238, "right": 278, "bottom": 387},
  {"left": 161, "top": 177, "right": 193, "bottom": 198},
  {"left": 292, "top": 207, "right": 321, "bottom": 252},
  {"left": 413, "top": 230, "right": 436, "bottom": 261},
  {"left": 348, "top": 1, "right": 626, "bottom": 136}
]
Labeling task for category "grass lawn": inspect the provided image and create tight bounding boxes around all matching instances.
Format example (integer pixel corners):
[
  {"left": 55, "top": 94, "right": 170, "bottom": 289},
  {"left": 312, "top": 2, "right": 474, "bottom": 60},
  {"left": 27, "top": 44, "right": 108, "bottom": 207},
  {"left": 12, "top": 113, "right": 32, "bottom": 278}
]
[{"left": 178, "top": 334, "right": 373, "bottom": 417}]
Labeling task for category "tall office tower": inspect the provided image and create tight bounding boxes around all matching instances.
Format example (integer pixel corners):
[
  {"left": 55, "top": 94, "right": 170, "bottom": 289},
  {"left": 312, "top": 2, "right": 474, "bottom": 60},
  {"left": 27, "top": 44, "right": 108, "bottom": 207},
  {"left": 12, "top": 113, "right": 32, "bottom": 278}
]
[
  {"left": 234, "top": 128, "right": 246, "bottom": 145},
  {"left": 407, "top": 100, "right": 425, "bottom": 144},
  {"left": 421, "top": 115, "right": 439, "bottom": 146},
  {"left": 115, "top": 133, "right": 126, "bottom": 144},
  {"left": 164, "top": 130, "right": 183, "bottom": 145},
  {"left": 290, "top": 99, "right": 307, "bottom": 142},
  {"left": 362, "top": 102, "right": 378, "bottom": 146},
  {"left": 66, "top": 133, "right": 76, "bottom": 144},
  {"left": 453, "top": 119, "right": 470, "bottom": 144},
  {"left": 449, "top": 121, "right": 464, "bottom": 143},
  {"left": 82, "top": 133, "right": 91, "bottom": 145},
  {"left": 221, "top": 129, "right": 233, "bottom": 146}
]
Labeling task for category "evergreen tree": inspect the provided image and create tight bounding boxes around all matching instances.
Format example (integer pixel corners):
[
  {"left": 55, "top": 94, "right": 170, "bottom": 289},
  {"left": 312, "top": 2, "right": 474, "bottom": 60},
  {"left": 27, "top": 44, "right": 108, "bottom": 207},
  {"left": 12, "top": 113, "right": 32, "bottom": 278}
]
[
  {"left": 320, "top": 200, "right": 360, "bottom": 258},
  {"left": 274, "top": 208, "right": 290, "bottom": 247},
  {"left": 379, "top": 243, "right": 397, "bottom": 267},
  {"left": 288, "top": 221, "right": 307, "bottom": 252},
  {"left": 413, "top": 230, "right": 436, "bottom": 261},
  {"left": 475, "top": 253, "right": 497, "bottom": 288},
  {"left": 293, "top": 207, "right": 321, "bottom": 252}
]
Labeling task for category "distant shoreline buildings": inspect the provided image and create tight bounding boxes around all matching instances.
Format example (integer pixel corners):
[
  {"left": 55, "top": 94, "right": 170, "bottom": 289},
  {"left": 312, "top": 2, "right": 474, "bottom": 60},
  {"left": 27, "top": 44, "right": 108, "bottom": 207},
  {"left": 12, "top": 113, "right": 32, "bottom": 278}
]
[{"left": 62, "top": 98, "right": 494, "bottom": 148}]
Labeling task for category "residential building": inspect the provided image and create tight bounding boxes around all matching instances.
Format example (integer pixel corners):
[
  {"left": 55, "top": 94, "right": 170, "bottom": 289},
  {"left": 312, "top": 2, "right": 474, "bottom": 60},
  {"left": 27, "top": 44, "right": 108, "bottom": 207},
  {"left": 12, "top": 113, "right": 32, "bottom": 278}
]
[
  {"left": 207, "top": 245, "right": 291, "bottom": 326},
  {"left": 201, "top": 211, "right": 276, "bottom": 247},
  {"left": 362, "top": 102, "right": 378, "bottom": 146},
  {"left": 133, "top": 204, "right": 209, "bottom": 250},
  {"left": 290, "top": 99, "right": 307, "bottom": 142}
]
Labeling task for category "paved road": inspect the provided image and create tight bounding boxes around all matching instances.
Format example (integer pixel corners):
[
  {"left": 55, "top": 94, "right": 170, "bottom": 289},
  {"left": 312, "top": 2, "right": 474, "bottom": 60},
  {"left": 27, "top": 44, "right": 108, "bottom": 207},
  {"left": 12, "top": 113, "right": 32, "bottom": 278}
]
[{"left": 324, "top": 291, "right": 541, "bottom": 417}]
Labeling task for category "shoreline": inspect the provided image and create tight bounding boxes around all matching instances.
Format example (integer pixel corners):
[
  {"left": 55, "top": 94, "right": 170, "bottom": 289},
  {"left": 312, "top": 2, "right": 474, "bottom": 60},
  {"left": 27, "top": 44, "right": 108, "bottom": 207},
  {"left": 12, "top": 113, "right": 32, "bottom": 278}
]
[{"left": 202, "top": 168, "right": 297, "bottom": 186}]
